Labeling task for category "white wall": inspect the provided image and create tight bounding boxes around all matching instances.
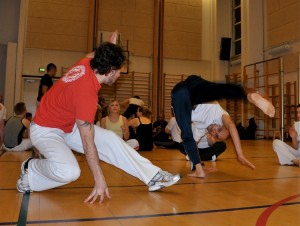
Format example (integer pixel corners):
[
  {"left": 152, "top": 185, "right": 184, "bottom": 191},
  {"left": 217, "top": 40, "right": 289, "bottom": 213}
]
[
  {"left": 23, "top": 49, "right": 86, "bottom": 76},
  {"left": 4, "top": 43, "right": 18, "bottom": 117},
  {"left": 163, "top": 59, "right": 210, "bottom": 77}
]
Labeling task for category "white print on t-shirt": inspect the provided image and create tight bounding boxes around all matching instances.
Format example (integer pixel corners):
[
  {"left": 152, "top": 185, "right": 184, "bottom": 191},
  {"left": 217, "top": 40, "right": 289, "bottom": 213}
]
[{"left": 62, "top": 65, "right": 85, "bottom": 83}]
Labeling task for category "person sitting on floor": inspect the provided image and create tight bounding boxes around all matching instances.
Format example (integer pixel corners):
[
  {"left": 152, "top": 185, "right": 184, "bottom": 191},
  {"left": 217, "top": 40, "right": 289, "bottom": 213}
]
[
  {"left": 3, "top": 102, "right": 32, "bottom": 151},
  {"left": 121, "top": 96, "right": 144, "bottom": 119},
  {"left": 128, "top": 106, "right": 153, "bottom": 151},
  {"left": 236, "top": 117, "right": 257, "bottom": 140},
  {"left": 154, "top": 111, "right": 184, "bottom": 151},
  {"left": 273, "top": 104, "right": 300, "bottom": 167},
  {"left": 100, "top": 99, "right": 139, "bottom": 150},
  {"left": 152, "top": 113, "right": 169, "bottom": 142}
]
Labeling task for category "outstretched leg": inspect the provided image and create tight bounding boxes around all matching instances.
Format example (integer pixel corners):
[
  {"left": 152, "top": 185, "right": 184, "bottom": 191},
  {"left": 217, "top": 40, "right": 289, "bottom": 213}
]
[{"left": 184, "top": 76, "right": 275, "bottom": 118}]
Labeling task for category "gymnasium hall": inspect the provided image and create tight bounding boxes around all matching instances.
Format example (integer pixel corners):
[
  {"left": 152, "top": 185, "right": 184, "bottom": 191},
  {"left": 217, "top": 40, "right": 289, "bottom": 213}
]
[{"left": 0, "top": 0, "right": 300, "bottom": 225}]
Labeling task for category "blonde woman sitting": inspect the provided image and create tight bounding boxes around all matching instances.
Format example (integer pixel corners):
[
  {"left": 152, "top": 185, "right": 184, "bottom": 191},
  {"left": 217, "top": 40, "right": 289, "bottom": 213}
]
[{"left": 101, "top": 100, "right": 139, "bottom": 150}]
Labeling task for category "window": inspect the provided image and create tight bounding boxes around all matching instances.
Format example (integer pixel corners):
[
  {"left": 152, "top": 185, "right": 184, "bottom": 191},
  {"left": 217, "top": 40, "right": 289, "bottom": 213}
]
[{"left": 232, "top": 0, "right": 241, "bottom": 56}]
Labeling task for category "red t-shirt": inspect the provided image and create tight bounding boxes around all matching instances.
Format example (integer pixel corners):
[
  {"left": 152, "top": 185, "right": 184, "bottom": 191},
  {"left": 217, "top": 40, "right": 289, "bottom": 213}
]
[{"left": 34, "top": 58, "right": 101, "bottom": 133}]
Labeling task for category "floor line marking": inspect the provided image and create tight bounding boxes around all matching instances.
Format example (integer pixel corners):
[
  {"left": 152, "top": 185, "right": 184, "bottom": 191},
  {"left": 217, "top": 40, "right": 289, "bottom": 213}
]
[
  {"left": 17, "top": 192, "right": 30, "bottom": 226},
  {"left": 1, "top": 176, "right": 300, "bottom": 191},
  {"left": 1, "top": 201, "right": 298, "bottom": 225},
  {"left": 256, "top": 193, "right": 300, "bottom": 226}
]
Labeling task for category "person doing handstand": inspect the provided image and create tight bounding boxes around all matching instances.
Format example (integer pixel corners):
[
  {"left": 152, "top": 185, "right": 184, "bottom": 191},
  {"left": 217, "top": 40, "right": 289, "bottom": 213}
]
[{"left": 171, "top": 75, "right": 275, "bottom": 178}]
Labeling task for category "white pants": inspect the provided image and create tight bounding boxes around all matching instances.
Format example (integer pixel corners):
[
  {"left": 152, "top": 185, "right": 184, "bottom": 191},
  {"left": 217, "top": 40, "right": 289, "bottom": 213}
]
[
  {"left": 273, "top": 139, "right": 300, "bottom": 165},
  {"left": 29, "top": 123, "right": 160, "bottom": 191},
  {"left": 3, "top": 138, "right": 32, "bottom": 152}
]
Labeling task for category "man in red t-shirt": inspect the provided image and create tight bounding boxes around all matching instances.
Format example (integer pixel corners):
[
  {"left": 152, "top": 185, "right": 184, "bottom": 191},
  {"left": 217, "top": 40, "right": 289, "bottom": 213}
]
[{"left": 16, "top": 37, "right": 180, "bottom": 203}]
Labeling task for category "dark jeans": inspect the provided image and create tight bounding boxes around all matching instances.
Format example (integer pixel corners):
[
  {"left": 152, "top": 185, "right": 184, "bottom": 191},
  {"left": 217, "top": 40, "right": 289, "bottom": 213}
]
[
  {"left": 171, "top": 76, "right": 246, "bottom": 167},
  {"left": 171, "top": 86, "right": 199, "bottom": 164},
  {"left": 179, "top": 141, "right": 227, "bottom": 161}
]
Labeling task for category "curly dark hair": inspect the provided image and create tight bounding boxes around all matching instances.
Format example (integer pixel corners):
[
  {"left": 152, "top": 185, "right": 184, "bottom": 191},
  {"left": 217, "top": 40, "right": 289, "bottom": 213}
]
[{"left": 90, "top": 42, "right": 125, "bottom": 75}]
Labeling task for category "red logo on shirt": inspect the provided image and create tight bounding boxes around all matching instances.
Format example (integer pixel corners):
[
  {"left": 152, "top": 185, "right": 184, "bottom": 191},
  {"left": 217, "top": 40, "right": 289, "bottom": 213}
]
[{"left": 63, "top": 65, "right": 85, "bottom": 83}]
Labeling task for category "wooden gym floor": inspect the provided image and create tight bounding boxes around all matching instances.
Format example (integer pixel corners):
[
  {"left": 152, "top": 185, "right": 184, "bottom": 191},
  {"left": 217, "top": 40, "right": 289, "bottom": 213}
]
[{"left": 0, "top": 139, "right": 300, "bottom": 226}]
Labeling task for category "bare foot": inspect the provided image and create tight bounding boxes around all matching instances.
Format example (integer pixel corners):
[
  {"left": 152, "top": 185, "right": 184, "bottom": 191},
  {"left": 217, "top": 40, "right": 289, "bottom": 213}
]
[
  {"left": 187, "top": 171, "right": 206, "bottom": 178},
  {"left": 247, "top": 92, "right": 275, "bottom": 117},
  {"left": 292, "top": 159, "right": 300, "bottom": 167},
  {"left": 187, "top": 163, "right": 206, "bottom": 178}
]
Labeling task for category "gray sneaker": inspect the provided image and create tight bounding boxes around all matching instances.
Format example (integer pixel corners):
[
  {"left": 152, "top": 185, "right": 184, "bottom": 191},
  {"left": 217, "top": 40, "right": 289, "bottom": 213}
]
[
  {"left": 16, "top": 157, "right": 32, "bottom": 193},
  {"left": 148, "top": 170, "right": 181, "bottom": 192}
]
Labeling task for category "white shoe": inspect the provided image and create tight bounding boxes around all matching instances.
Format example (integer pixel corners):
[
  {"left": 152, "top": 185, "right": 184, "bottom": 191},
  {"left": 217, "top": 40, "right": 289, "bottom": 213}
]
[
  {"left": 211, "top": 155, "right": 217, "bottom": 161},
  {"left": 148, "top": 171, "right": 181, "bottom": 192},
  {"left": 16, "top": 157, "right": 32, "bottom": 193}
]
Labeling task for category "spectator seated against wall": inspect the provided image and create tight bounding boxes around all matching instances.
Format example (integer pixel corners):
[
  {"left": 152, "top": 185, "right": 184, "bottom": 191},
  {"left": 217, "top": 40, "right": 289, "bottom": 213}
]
[
  {"left": 236, "top": 117, "right": 257, "bottom": 140},
  {"left": 100, "top": 99, "right": 139, "bottom": 150},
  {"left": 3, "top": 102, "right": 33, "bottom": 152},
  {"left": 121, "top": 96, "right": 144, "bottom": 119},
  {"left": 152, "top": 113, "right": 169, "bottom": 142},
  {"left": 154, "top": 111, "right": 184, "bottom": 152},
  {"left": 128, "top": 106, "right": 153, "bottom": 151}
]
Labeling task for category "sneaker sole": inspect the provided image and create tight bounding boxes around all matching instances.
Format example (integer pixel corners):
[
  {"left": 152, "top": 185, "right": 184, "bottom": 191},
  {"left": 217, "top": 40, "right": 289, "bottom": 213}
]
[
  {"left": 16, "top": 178, "right": 32, "bottom": 193},
  {"left": 148, "top": 174, "right": 181, "bottom": 192},
  {"left": 17, "top": 157, "right": 33, "bottom": 193}
]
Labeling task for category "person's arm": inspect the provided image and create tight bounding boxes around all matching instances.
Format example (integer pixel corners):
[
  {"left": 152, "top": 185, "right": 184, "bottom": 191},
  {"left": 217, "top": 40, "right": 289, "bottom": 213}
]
[
  {"left": 222, "top": 114, "right": 255, "bottom": 169},
  {"left": 22, "top": 118, "right": 31, "bottom": 138},
  {"left": 76, "top": 119, "right": 110, "bottom": 203},
  {"left": 165, "top": 126, "right": 171, "bottom": 134},
  {"left": 289, "top": 126, "right": 298, "bottom": 149},
  {"left": 165, "top": 118, "right": 173, "bottom": 134},
  {"left": 128, "top": 118, "right": 138, "bottom": 129},
  {"left": 85, "top": 30, "right": 118, "bottom": 59},
  {"left": 121, "top": 116, "right": 130, "bottom": 141},
  {"left": 41, "top": 85, "right": 49, "bottom": 95},
  {"left": 206, "top": 134, "right": 217, "bottom": 146},
  {"left": 100, "top": 117, "right": 106, "bottom": 128}
]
